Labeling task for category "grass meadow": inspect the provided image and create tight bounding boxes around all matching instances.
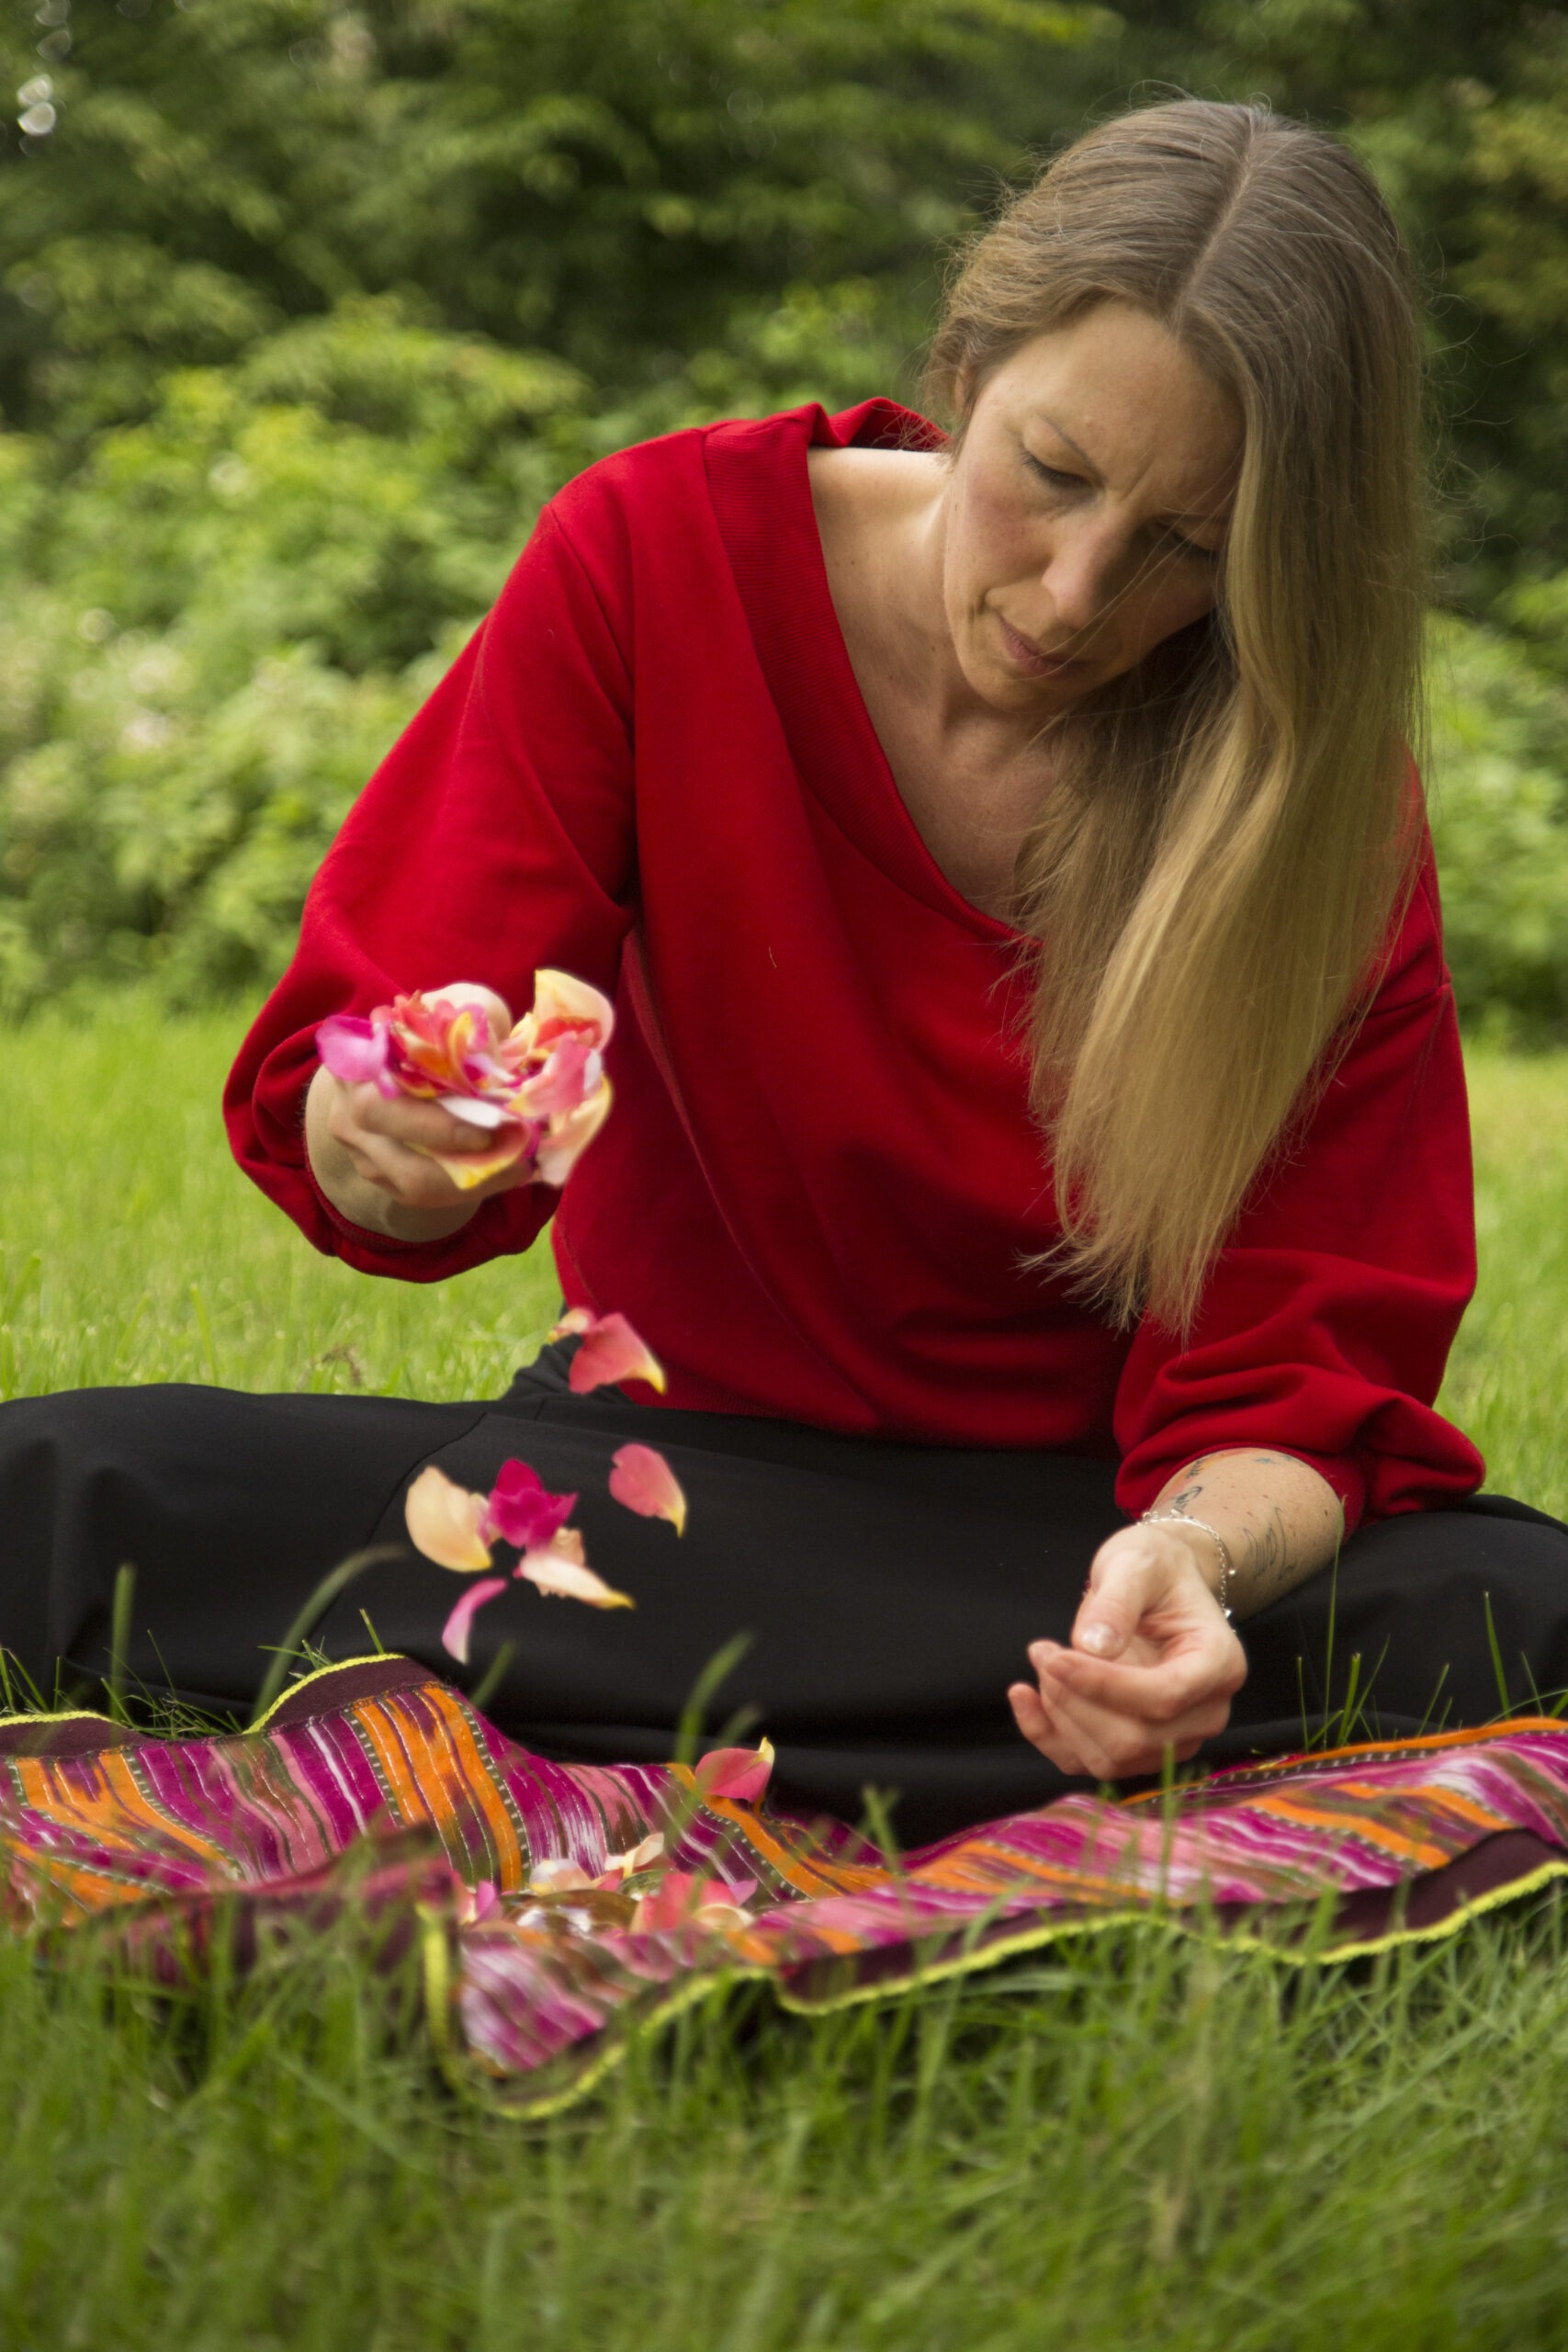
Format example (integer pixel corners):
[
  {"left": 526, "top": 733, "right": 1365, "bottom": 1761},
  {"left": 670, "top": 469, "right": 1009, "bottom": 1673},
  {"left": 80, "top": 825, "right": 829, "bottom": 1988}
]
[{"left": 0, "top": 1001, "right": 1566, "bottom": 2348}]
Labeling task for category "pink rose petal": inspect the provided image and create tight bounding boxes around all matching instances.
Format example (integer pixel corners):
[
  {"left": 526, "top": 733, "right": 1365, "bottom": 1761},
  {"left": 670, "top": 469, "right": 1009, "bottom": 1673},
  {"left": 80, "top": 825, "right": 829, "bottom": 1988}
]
[
  {"left": 548, "top": 1309, "right": 667, "bottom": 1396},
  {"left": 483, "top": 1459, "right": 578, "bottom": 1554},
  {"left": 608, "top": 1442, "right": 687, "bottom": 1534},
  {"left": 405, "top": 1464, "right": 494, "bottom": 1571},
  {"left": 315, "top": 1013, "right": 394, "bottom": 1092},
  {"left": 441, "top": 1575, "right": 507, "bottom": 1664}
]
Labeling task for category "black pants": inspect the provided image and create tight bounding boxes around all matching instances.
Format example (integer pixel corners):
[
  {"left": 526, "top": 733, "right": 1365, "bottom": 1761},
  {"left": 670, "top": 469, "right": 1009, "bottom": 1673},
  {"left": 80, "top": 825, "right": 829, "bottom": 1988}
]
[{"left": 4, "top": 1343, "right": 1567, "bottom": 1841}]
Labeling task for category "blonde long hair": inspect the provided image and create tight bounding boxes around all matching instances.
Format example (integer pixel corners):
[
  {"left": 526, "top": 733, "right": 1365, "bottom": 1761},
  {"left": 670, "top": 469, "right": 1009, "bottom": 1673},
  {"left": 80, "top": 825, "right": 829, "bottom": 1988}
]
[{"left": 925, "top": 101, "right": 1427, "bottom": 1332}]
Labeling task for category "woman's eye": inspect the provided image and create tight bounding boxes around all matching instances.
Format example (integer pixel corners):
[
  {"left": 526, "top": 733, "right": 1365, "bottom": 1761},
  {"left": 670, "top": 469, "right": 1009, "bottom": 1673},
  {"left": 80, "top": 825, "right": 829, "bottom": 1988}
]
[{"left": 1024, "top": 454, "right": 1080, "bottom": 490}]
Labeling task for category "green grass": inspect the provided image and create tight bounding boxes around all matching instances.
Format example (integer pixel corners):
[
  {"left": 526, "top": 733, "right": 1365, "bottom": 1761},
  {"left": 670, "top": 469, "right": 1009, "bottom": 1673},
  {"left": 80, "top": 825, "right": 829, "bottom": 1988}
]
[{"left": 1, "top": 1001, "right": 1567, "bottom": 2350}]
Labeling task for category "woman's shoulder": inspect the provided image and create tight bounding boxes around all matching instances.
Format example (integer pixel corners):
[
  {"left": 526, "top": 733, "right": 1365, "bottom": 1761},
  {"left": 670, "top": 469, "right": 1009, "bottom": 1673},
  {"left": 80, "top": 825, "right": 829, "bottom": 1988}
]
[{"left": 542, "top": 399, "right": 941, "bottom": 548}]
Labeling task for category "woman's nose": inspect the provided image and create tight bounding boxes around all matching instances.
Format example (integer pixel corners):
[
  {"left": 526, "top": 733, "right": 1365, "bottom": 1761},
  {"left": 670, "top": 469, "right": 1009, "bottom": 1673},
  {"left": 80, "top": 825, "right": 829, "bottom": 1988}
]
[{"left": 1040, "top": 518, "right": 1133, "bottom": 636}]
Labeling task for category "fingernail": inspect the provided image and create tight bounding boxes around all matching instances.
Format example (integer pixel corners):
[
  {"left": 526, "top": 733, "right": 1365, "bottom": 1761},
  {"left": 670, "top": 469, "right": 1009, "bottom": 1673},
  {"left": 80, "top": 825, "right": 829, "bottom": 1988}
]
[{"left": 1078, "top": 1621, "right": 1118, "bottom": 1657}]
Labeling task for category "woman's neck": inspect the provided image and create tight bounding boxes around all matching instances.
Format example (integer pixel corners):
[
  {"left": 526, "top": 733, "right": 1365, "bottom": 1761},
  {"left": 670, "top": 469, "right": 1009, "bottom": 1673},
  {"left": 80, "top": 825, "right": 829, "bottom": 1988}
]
[{"left": 808, "top": 444, "right": 1057, "bottom": 917}]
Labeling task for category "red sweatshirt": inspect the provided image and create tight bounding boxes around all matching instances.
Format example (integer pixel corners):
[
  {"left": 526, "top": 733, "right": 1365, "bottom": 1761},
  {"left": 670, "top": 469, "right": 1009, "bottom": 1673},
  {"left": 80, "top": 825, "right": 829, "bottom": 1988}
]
[{"left": 225, "top": 399, "right": 1484, "bottom": 1529}]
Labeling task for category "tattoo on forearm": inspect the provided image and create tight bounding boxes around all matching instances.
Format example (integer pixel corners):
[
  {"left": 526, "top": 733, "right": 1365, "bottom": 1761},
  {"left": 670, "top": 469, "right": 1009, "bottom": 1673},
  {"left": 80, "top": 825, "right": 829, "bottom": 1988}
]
[{"left": 1238, "top": 1504, "right": 1292, "bottom": 1602}]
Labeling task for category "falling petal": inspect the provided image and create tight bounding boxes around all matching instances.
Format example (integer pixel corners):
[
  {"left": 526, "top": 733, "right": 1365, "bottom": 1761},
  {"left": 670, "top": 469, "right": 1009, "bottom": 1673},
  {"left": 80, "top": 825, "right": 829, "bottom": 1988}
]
[
  {"left": 406, "top": 1464, "right": 494, "bottom": 1571},
  {"left": 517, "top": 1527, "right": 634, "bottom": 1610},
  {"left": 441, "top": 1576, "right": 507, "bottom": 1664},
  {"left": 315, "top": 1013, "right": 393, "bottom": 1091},
  {"left": 548, "top": 1308, "right": 667, "bottom": 1396},
  {"left": 694, "top": 1736, "right": 774, "bottom": 1804},
  {"left": 609, "top": 1442, "right": 687, "bottom": 1533},
  {"left": 483, "top": 1459, "right": 577, "bottom": 1554}
]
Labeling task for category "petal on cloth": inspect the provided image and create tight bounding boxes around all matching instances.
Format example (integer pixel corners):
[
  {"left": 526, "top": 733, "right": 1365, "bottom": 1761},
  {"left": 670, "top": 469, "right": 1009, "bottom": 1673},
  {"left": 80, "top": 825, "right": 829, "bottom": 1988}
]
[{"left": 608, "top": 1443, "right": 687, "bottom": 1533}]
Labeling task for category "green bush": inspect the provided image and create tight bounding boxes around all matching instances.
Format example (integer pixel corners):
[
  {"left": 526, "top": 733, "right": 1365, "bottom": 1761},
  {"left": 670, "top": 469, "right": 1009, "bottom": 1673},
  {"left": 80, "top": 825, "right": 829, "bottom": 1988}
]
[
  {"left": 1427, "top": 617, "right": 1568, "bottom": 1041},
  {"left": 5, "top": 0, "right": 1568, "bottom": 1030},
  {"left": 0, "top": 276, "right": 931, "bottom": 1012}
]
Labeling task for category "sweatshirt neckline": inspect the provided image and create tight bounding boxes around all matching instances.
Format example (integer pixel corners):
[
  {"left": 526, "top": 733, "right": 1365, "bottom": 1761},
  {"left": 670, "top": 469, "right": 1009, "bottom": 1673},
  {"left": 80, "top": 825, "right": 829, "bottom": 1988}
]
[{"left": 704, "top": 399, "right": 1026, "bottom": 947}]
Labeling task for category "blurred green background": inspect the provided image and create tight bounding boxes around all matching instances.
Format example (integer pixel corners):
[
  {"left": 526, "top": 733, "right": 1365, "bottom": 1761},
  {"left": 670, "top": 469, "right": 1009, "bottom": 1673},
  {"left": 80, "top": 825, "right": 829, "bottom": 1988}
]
[{"left": 4, "top": 0, "right": 1568, "bottom": 1035}]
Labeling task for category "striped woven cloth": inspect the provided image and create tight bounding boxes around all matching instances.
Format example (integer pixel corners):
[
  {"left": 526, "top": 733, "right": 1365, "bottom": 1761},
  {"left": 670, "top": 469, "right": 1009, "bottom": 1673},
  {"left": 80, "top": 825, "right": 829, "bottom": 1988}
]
[{"left": 4, "top": 1656, "right": 1567, "bottom": 2114}]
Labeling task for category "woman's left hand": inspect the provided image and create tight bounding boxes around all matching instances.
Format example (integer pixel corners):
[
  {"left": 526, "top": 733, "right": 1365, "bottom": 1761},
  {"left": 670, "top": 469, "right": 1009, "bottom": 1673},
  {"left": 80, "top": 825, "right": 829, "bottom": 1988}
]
[{"left": 1007, "top": 1521, "right": 1247, "bottom": 1781}]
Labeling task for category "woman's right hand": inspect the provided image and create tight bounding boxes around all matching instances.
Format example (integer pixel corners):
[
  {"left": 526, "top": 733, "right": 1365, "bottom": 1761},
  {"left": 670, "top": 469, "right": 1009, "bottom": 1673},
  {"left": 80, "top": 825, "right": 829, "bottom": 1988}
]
[{"left": 304, "top": 1062, "right": 533, "bottom": 1242}]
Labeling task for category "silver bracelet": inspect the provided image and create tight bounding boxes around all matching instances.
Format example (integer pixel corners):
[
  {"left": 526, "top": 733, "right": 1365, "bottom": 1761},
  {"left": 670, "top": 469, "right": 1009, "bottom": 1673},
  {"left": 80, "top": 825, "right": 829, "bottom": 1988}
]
[{"left": 1140, "top": 1510, "right": 1237, "bottom": 1621}]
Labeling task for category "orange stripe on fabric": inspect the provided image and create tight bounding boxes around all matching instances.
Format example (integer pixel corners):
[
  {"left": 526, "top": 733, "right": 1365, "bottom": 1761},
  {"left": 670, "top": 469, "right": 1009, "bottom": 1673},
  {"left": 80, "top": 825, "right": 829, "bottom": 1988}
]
[
  {"left": 408, "top": 1687, "right": 525, "bottom": 1888},
  {"left": 354, "top": 1699, "right": 452, "bottom": 1831},
  {"left": 14, "top": 1754, "right": 233, "bottom": 1876},
  {"left": 1250, "top": 1793, "right": 1455, "bottom": 1871}
]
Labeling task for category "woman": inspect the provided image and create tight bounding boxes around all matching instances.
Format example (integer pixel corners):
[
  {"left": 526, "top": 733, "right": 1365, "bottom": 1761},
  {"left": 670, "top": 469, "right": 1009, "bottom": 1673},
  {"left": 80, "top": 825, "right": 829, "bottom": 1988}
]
[{"left": 6, "top": 101, "right": 1568, "bottom": 1840}]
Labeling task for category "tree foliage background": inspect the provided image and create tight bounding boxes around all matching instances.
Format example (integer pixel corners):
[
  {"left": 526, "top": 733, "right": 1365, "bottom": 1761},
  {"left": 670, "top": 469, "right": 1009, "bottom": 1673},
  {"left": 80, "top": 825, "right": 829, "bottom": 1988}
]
[{"left": 3, "top": 0, "right": 1568, "bottom": 1028}]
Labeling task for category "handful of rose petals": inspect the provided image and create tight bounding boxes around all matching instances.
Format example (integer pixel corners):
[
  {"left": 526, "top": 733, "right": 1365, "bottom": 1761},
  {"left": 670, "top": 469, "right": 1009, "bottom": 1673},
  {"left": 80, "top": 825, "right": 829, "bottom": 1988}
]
[{"left": 315, "top": 970, "right": 615, "bottom": 1192}]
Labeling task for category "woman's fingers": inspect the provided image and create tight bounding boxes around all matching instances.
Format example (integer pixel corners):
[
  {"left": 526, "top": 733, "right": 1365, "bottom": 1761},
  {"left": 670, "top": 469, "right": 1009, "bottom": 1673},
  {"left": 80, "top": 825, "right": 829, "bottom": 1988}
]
[
  {"left": 1008, "top": 1679, "right": 1096, "bottom": 1777},
  {"left": 1009, "top": 1519, "right": 1247, "bottom": 1779},
  {"left": 1032, "top": 1633, "right": 1245, "bottom": 1723},
  {"left": 323, "top": 1078, "right": 528, "bottom": 1206},
  {"left": 1028, "top": 1669, "right": 1231, "bottom": 1780}
]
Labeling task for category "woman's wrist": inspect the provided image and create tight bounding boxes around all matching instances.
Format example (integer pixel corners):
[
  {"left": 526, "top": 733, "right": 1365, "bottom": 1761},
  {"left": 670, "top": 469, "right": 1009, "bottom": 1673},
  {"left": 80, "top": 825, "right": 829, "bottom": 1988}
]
[
  {"left": 1140, "top": 1509, "right": 1236, "bottom": 1617},
  {"left": 1141, "top": 1450, "right": 1345, "bottom": 1623}
]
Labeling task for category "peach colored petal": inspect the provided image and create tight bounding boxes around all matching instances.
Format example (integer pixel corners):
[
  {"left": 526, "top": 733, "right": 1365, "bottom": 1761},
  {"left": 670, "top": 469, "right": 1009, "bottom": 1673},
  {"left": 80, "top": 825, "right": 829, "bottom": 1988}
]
[
  {"left": 602, "top": 1831, "right": 665, "bottom": 1879},
  {"left": 406, "top": 1465, "right": 494, "bottom": 1571},
  {"left": 608, "top": 1442, "right": 687, "bottom": 1534},
  {"left": 547, "top": 1309, "right": 667, "bottom": 1396},
  {"left": 511, "top": 969, "right": 615, "bottom": 1057},
  {"left": 517, "top": 1527, "right": 634, "bottom": 1610},
  {"left": 532, "top": 1079, "right": 612, "bottom": 1188},
  {"left": 694, "top": 1736, "right": 775, "bottom": 1804},
  {"left": 692, "top": 1897, "right": 751, "bottom": 1930},
  {"left": 441, "top": 1575, "right": 507, "bottom": 1663},
  {"left": 430, "top": 982, "right": 513, "bottom": 1040}
]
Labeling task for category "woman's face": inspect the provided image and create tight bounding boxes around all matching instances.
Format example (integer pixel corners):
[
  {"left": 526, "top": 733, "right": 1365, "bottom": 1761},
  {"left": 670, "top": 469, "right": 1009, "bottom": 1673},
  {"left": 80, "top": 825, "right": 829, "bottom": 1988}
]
[{"left": 940, "top": 301, "right": 1242, "bottom": 714}]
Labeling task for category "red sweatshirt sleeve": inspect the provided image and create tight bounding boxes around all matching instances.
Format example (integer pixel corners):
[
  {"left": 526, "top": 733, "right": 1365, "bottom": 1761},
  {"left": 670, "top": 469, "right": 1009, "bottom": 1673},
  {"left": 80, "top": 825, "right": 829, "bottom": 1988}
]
[
  {"left": 1111, "top": 850, "right": 1484, "bottom": 1529},
  {"left": 223, "top": 505, "right": 637, "bottom": 1279}
]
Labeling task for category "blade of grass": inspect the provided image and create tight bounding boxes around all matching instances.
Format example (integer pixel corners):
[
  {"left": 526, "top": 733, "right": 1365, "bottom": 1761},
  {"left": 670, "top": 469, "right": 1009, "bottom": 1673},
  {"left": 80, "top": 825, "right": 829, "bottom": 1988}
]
[
  {"left": 106, "top": 1560, "right": 136, "bottom": 1725},
  {"left": 248, "top": 1546, "right": 402, "bottom": 1727}
]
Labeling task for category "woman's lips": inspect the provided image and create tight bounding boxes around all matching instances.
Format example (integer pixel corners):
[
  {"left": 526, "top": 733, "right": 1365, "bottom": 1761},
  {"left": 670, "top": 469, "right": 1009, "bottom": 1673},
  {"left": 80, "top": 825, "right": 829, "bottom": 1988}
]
[{"left": 996, "top": 614, "right": 1088, "bottom": 680}]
